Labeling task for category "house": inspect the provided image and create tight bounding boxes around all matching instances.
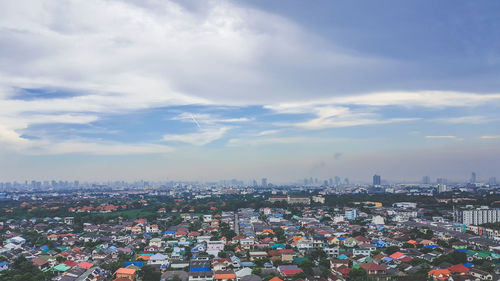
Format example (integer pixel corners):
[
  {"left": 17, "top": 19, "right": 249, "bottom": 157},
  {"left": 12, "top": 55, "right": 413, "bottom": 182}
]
[
  {"left": 150, "top": 238, "right": 163, "bottom": 248},
  {"left": 323, "top": 246, "right": 339, "bottom": 257},
  {"left": 448, "top": 264, "right": 469, "bottom": 275},
  {"left": 469, "top": 268, "right": 493, "bottom": 280},
  {"left": 279, "top": 249, "right": 295, "bottom": 262},
  {"left": 191, "top": 244, "right": 207, "bottom": 254},
  {"left": 189, "top": 271, "right": 214, "bottom": 281},
  {"left": 360, "top": 262, "right": 387, "bottom": 276},
  {"left": 240, "top": 238, "right": 254, "bottom": 250},
  {"left": 231, "top": 256, "right": 241, "bottom": 268},
  {"left": 0, "top": 261, "right": 9, "bottom": 271},
  {"left": 214, "top": 270, "right": 236, "bottom": 281},
  {"left": 330, "top": 259, "right": 349, "bottom": 270},
  {"left": 190, "top": 261, "right": 211, "bottom": 272},
  {"left": 343, "top": 237, "right": 358, "bottom": 248},
  {"left": 249, "top": 252, "right": 267, "bottom": 261},
  {"left": 114, "top": 268, "right": 136, "bottom": 280},
  {"left": 277, "top": 265, "right": 303, "bottom": 277},
  {"left": 353, "top": 247, "right": 371, "bottom": 256},
  {"left": 207, "top": 241, "right": 225, "bottom": 255},
  {"left": 32, "top": 258, "right": 50, "bottom": 269},
  {"left": 149, "top": 253, "right": 168, "bottom": 266},
  {"left": 428, "top": 269, "right": 450, "bottom": 281}
]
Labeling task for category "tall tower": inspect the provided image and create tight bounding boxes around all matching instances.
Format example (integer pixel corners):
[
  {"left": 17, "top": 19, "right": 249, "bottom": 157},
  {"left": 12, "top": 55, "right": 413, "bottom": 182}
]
[
  {"left": 261, "top": 178, "right": 267, "bottom": 187},
  {"left": 471, "top": 172, "right": 477, "bottom": 183},
  {"left": 373, "top": 174, "right": 381, "bottom": 186}
]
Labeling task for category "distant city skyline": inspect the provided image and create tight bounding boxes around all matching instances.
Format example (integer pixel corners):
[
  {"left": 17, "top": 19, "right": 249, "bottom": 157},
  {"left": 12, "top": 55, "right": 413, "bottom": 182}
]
[{"left": 1, "top": 1, "right": 500, "bottom": 182}]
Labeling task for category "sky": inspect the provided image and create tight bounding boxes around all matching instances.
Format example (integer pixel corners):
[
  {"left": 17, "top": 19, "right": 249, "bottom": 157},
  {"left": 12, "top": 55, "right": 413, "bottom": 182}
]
[{"left": 0, "top": 0, "right": 500, "bottom": 183}]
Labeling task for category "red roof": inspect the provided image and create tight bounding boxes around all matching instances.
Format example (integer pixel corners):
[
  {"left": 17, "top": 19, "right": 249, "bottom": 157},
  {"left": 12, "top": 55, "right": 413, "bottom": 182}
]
[
  {"left": 448, "top": 264, "right": 470, "bottom": 274},
  {"left": 64, "top": 260, "right": 78, "bottom": 267},
  {"left": 336, "top": 265, "right": 351, "bottom": 276},
  {"left": 399, "top": 256, "right": 413, "bottom": 263},
  {"left": 360, "top": 262, "right": 386, "bottom": 271},
  {"left": 281, "top": 269, "right": 303, "bottom": 276}
]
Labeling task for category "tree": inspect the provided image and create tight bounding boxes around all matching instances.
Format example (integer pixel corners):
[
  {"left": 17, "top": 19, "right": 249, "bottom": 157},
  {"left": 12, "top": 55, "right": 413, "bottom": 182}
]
[
  {"left": 139, "top": 265, "right": 161, "bottom": 281},
  {"left": 299, "top": 260, "right": 314, "bottom": 276},
  {"left": 385, "top": 246, "right": 400, "bottom": 255},
  {"left": 348, "top": 268, "right": 367, "bottom": 280}
]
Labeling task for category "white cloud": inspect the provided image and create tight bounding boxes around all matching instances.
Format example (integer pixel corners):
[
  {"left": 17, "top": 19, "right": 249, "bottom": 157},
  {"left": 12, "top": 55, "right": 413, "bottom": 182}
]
[
  {"left": 256, "top": 130, "right": 280, "bottom": 136},
  {"left": 266, "top": 91, "right": 500, "bottom": 113},
  {"left": 227, "top": 136, "right": 349, "bottom": 147},
  {"left": 435, "top": 115, "right": 496, "bottom": 124},
  {"left": 36, "top": 141, "right": 173, "bottom": 155},
  {"left": 481, "top": 135, "right": 500, "bottom": 139},
  {"left": 172, "top": 112, "right": 251, "bottom": 126},
  {"left": 269, "top": 105, "right": 418, "bottom": 129},
  {"left": 163, "top": 127, "right": 229, "bottom": 146},
  {"left": 425, "top": 136, "right": 457, "bottom": 139}
]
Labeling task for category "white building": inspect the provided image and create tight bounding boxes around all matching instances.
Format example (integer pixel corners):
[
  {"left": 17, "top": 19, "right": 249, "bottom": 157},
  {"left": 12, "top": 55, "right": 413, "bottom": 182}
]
[{"left": 460, "top": 209, "right": 500, "bottom": 225}]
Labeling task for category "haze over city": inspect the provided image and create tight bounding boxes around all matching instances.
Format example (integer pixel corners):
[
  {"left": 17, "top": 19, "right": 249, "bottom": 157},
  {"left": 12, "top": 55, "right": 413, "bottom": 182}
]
[{"left": 0, "top": 0, "right": 500, "bottom": 182}]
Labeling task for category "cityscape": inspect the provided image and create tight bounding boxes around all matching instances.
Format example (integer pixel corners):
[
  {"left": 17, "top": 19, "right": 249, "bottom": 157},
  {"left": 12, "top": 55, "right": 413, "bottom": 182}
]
[{"left": 1, "top": 1, "right": 500, "bottom": 281}]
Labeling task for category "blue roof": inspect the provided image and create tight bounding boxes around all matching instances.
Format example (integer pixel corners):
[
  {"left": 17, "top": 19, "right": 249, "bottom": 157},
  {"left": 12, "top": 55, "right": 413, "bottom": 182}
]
[
  {"left": 424, "top": 245, "right": 437, "bottom": 248},
  {"left": 190, "top": 267, "right": 211, "bottom": 272},
  {"left": 40, "top": 245, "right": 49, "bottom": 250},
  {"left": 124, "top": 261, "right": 143, "bottom": 267},
  {"left": 463, "top": 262, "right": 473, "bottom": 268},
  {"left": 0, "top": 261, "right": 8, "bottom": 267},
  {"left": 338, "top": 254, "right": 348, "bottom": 259},
  {"left": 456, "top": 248, "right": 468, "bottom": 252}
]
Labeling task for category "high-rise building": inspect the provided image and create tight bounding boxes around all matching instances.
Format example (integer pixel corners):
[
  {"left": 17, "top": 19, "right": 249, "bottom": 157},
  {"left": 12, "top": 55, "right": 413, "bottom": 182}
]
[
  {"left": 437, "top": 178, "right": 447, "bottom": 184},
  {"left": 334, "top": 176, "right": 341, "bottom": 186},
  {"left": 261, "top": 178, "right": 267, "bottom": 187},
  {"left": 345, "top": 209, "right": 357, "bottom": 221},
  {"left": 471, "top": 172, "right": 477, "bottom": 183},
  {"left": 422, "top": 176, "right": 430, "bottom": 185},
  {"left": 344, "top": 178, "right": 349, "bottom": 185},
  {"left": 328, "top": 178, "right": 333, "bottom": 186},
  {"left": 438, "top": 184, "right": 449, "bottom": 193},
  {"left": 457, "top": 209, "right": 500, "bottom": 225},
  {"left": 373, "top": 174, "right": 381, "bottom": 186},
  {"left": 489, "top": 177, "right": 497, "bottom": 186}
]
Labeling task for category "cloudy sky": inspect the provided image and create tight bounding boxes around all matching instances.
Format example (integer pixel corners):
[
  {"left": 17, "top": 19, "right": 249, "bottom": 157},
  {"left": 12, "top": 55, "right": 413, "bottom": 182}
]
[{"left": 1, "top": 0, "right": 499, "bottom": 183}]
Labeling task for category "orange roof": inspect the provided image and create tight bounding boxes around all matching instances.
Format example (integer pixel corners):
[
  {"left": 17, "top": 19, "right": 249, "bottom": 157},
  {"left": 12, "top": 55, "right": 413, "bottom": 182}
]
[
  {"left": 77, "top": 261, "right": 93, "bottom": 269},
  {"left": 115, "top": 268, "right": 136, "bottom": 275},
  {"left": 137, "top": 255, "right": 150, "bottom": 261},
  {"left": 448, "top": 264, "right": 469, "bottom": 274},
  {"left": 214, "top": 273, "right": 236, "bottom": 279},
  {"left": 428, "top": 269, "right": 450, "bottom": 280},
  {"left": 269, "top": 277, "right": 283, "bottom": 281},
  {"left": 214, "top": 271, "right": 236, "bottom": 279},
  {"left": 389, "top": 252, "right": 404, "bottom": 259}
]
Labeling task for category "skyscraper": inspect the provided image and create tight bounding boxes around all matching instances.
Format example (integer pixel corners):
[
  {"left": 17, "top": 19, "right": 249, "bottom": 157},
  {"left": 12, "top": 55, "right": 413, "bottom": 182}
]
[
  {"left": 422, "top": 176, "right": 430, "bottom": 185},
  {"left": 334, "top": 176, "right": 341, "bottom": 186},
  {"left": 437, "top": 178, "right": 447, "bottom": 184},
  {"left": 489, "top": 177, "right": 497, "bottom": 186},
  {"left": 373, "top": 174, "right": 381, "bottom": 186},
  {"left": 470, "top": 172, "right": 477, "bottom": 183},
  {"left": 261, "top": 178, "right": 267, "bottom": 187}
]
